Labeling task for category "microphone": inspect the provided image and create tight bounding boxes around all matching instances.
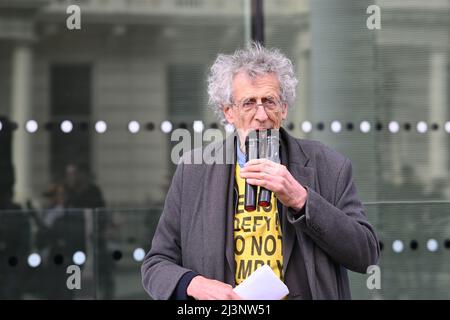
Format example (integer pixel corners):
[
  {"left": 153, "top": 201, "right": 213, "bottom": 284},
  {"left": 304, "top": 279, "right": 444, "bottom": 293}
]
[
  {"left": 258, "top": 129, "right": 280, "bottom": 207},
  {"left": 244, "top": 130, "right": 258, "bottom": 211}
]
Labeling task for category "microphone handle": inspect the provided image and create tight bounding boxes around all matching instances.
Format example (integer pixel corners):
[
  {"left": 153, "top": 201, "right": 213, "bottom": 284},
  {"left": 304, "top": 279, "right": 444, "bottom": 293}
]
[
  {"left": 244, "top": 183, "right": 258, "bottom": 212},
  {"left": 244, "top": 130, "right": 258, "bottom": 211},
  {"left": 258, "top": 187, "right": 271, "bottom": 207},
  {"left": 258, "top": 129, "right": 278, "bottom": 208}
]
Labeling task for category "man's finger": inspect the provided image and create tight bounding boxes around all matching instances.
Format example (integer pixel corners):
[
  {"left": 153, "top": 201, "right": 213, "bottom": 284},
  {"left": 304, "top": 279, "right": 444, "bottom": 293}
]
[
  {"left": 240, "top": 172, "right": 268, "bottom": 180},
  {"left": 244, "top": 158, "right": 270, "bottom": 167},
  {"left": 242, "top": 163, "right": 271, "bottom": 173},
  {"left": 246, "top": 178, "right": 269, "bottom": 189}
]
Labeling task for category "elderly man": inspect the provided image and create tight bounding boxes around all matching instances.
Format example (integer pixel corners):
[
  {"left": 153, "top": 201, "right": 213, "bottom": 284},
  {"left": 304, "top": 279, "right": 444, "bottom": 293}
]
[{"left": 141, "top": 43, "right": 379, "bottom": 300}]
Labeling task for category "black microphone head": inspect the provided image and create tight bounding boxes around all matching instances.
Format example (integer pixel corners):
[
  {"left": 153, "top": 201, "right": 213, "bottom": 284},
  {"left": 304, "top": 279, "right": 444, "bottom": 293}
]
[{"left": 244, "top": 130, "right": 259, "bottom": 211}]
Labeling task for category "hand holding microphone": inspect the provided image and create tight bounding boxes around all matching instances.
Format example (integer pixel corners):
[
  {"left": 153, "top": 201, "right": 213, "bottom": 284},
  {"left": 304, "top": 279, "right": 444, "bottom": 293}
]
[
  {"left": 258, "top": 129, "right": 280, "bottom": 207},
  {"left": 241, "top": 129, "right": 307, "bottom": 212},
  {"left": 244, "top": 129, "right": 280, "bottom": 210}
]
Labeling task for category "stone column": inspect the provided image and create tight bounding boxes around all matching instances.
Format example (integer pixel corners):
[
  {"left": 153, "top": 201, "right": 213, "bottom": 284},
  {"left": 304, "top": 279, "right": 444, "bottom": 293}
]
[{"left": 10, "top": 41, "right": 33, "bottom": 204}]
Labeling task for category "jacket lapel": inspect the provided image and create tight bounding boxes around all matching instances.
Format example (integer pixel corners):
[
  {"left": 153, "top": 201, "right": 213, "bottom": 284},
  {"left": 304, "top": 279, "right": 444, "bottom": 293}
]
[
  {"left": 279, "top": 129, "right": 316, "bottom": 287},
  {"left": 280, "top": 129, "right": 318, "bottom": 299},
  {"left": 202, "top": 133, "right": 236, "bottom": 283},
  {"left": 224, "top": 164, "right": 237, "bottom": 285},
  {"left": 284, "top": 164, "right": 315, "bottom": 283}
]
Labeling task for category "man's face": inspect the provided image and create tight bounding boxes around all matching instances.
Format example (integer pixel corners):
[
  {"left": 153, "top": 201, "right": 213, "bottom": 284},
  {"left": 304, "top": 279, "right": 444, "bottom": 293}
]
[{"left": 223, "top": 72, "right": 287, "bottom": 148}]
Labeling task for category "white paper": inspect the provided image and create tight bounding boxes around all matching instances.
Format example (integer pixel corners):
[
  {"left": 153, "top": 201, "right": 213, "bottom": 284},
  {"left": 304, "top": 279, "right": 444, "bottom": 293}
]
[{"left": 233, "top": 264, "right": 289, "bottom": 300}]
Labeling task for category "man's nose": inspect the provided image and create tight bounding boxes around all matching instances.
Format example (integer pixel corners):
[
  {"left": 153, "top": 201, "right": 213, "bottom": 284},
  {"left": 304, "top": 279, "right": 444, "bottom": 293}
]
[{"left": 253, "top": 104, "right": 269, "bottom": 121}]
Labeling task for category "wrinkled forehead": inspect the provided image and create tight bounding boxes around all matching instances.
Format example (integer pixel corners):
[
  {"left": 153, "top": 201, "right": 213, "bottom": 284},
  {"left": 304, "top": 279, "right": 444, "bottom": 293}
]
[{"left": 231, "top": 71, "right": 281, "bottom": 98}]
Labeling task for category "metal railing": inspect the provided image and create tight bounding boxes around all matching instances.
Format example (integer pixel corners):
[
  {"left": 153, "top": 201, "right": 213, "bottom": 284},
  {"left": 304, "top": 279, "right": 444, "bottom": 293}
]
[{"left": 0, "top": 201, "right": 449, "bottom": 299}]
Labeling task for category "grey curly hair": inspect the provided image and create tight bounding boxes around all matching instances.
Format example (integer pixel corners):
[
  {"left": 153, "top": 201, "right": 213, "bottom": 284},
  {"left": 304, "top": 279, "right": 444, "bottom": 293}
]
[{"left": 207, "top": 42, "right": 298, "bottom": 125}]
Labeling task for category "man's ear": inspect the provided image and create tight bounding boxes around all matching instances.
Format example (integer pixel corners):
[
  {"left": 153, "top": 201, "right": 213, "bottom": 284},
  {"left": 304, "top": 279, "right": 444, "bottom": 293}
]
[
  {"left": 281, "top": 102, "right": 288, "bottom": 120},
  {"left": 223, "top": 104, "right": 235, "bottom": 124}
]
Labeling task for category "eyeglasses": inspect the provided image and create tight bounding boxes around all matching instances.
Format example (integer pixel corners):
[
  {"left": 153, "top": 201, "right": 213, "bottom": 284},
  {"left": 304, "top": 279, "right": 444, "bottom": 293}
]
[{"left": 233, "top": 96, "right": 283, "bottom": 114}]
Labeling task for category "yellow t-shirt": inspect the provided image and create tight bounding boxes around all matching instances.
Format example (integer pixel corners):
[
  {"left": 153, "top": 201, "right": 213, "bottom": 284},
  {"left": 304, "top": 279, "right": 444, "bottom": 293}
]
[{"left": 234, "top": 163, "right": 284, "bottom": 285}]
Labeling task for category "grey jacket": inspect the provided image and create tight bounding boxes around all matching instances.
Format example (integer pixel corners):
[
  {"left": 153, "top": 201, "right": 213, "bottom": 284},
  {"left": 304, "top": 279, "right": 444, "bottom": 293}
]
[{"left": 141, "top": 128, "right": 380, "bottom": 300}]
